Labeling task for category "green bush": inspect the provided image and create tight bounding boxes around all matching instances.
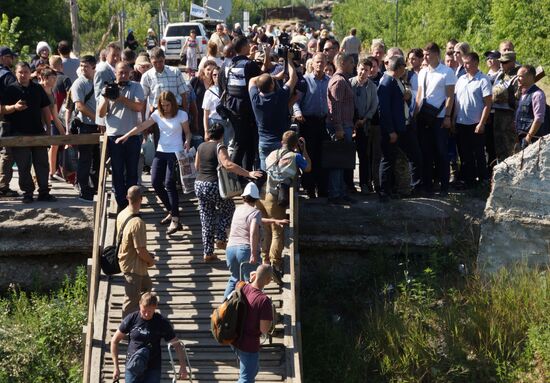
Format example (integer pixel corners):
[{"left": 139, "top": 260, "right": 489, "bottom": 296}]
[
  {"left": 0, "top": 267, "right": 88, "bottom": 383},
  {"left": 303, "top": 258, "right": 550, "bottom": 383}
]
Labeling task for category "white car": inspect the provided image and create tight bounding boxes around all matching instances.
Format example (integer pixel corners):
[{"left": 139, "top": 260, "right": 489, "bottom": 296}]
[{"left": 160, "top": 20, "right": 221, "bottom": 65}]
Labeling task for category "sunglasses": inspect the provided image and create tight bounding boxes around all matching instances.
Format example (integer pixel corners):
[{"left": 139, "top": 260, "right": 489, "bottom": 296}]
[{"left": 500, "top": 60, "right": 511, "bottom": 64}]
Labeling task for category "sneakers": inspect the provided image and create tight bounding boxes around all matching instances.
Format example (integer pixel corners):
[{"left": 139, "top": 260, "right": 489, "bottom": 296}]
[
  {"left": 37, "top": 194, "right": 57, "bottom": 202},
  {"left": 203, "top": 254, "right": 219, "bottom": 263}
]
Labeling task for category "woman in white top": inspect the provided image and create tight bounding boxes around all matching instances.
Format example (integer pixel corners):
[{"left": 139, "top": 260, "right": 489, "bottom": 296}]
[
  {"left": 202, "top": 66, "right": 234, "bottom": 147},
  {"left": 117, "top": 91, "right": 191, "bottom": 235}
]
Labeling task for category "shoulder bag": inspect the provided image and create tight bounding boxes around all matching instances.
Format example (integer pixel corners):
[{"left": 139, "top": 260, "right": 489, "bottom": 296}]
[
  {"left": 100, "top": 213, "right": 141, "bottom": 275},
  {"left": 216, "top": 143, "right": 243, "bottom": 199},
  {"left": 418, "top": 71, "right": 446, "bottom": 125}
]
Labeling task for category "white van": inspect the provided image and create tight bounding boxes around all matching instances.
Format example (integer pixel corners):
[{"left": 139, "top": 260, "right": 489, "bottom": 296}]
[{"left": 160, "top": 20, "right": 222, "bottom": 65}]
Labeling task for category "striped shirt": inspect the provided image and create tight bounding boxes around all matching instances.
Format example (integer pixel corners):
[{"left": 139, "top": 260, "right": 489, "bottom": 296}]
[
  {"left": 327, "top": 70, "right": 354, "bottom": 129},
  {"left": 140, "top": 65, "right": 189, "bottom": 108}
]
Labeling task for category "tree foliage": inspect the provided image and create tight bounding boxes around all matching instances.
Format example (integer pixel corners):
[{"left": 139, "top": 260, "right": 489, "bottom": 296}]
[
  {"left": 0, "top": 14, "right": 30, "bottom": 61},
  {"left": 332, "top": 0, "right": 550, "bottom": 67}
]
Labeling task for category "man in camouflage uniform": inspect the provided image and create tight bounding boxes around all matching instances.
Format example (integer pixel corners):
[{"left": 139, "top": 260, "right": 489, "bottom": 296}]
[{"left": 491, "top": 51, "right": 520, "bottom": 162}]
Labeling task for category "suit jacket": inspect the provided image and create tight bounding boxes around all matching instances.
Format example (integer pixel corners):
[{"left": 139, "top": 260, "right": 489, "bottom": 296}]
[{"left": 377, "top": 73, "right": 406, "bottom": 134}]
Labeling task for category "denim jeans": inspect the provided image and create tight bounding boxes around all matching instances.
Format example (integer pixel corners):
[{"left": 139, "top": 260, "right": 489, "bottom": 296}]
[
  {"left": 151, "top": 151, "right": 179, "bottom": 217},
  {"left": 258, "top": 142, "right": 281, "bottom": 171},
  {"left": 108, "top": 135, "right": 141, "bottom": 209},
  {"left": 232, "top": 346, "right": 260, "bottom": 383},
  {"left": 125, "top": 367, "right": 161, "bottom": 383},
  {"left": 224, "top": 244, "right": 258, "bottom": 299},
  {"left": 326, "top": 124, "right": 353, "bottom": 199}
]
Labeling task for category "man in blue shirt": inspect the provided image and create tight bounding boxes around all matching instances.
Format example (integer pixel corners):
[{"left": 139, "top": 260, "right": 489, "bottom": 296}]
[
  {"left": 249, "top": 51, "right": 297, "bottom": 170},
  {"left": 292, "top": 53, "right": 330, "bottom": 198},
  {"left": 454, "top": 52, "right": 492, "bottom": 188}
]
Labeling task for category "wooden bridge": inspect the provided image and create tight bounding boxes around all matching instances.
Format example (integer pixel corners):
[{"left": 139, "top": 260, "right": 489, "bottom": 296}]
[{"left": 75, "top": 133, "right": 303, "bottom": 382}]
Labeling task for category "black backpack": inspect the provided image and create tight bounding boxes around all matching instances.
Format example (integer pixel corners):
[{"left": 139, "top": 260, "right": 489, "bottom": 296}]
[{"left": 101, "top": 214, "right": 140, "bottom": 275}]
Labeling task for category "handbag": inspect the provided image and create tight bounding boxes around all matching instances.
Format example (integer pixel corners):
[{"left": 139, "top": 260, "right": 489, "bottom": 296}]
[
  {"left": 321, "top": 140, "right": 357, "bottom": 169},
  {"left": 418, "top": 72, "right": 445, "bottom": 125},
  {"left": 216, "top": 143, "right": 243, "bottom": 199},
  {"left": 126, "top": 346, "right": 150, "bottom": 377},
  {"left": 100, "top": 213, "right": 140, "bottom": 275}
]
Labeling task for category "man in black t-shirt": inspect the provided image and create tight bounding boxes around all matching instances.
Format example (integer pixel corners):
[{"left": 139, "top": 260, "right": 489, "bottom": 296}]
[
  {"left": 110, "top": 292, "right": 188, "bottom": 383},
  {"left": 2, "top": 62, "right": 56, "bottom": 203},
  {"left": 0, "top": 46, "right": 18, "bottom": 197}
]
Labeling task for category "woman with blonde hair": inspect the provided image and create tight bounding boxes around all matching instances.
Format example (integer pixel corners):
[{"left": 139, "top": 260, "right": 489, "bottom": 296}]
[{"left": 116, "top": 91, "right": 191, "bottom": 235}]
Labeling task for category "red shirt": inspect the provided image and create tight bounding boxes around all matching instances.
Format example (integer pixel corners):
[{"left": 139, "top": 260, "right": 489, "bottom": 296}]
[
  {"left": 233, "top": 283, "right": 273, "bottom": 353},
  {"left": 327, "top": 70, "right": 354, "bottom": 129}
]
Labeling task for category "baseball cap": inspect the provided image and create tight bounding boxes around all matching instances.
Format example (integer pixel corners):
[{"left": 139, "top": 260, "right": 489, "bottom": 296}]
[
  {"left": 241, "top": 182, "right": 260, "bottom": 199},
  {"left": 0, "top": 46, "right": 18, "bottom": 57},
  {"left": 483, "top": 50, "right": 500, "bottom": 60},
  {"left": 499, "top": 51, "right": 516, "bottom": 62}
]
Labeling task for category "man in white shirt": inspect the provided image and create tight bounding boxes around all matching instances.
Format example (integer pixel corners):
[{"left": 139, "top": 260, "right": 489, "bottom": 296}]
[{"left": 415, "top": 42, "right": 457, "bottom": 196}]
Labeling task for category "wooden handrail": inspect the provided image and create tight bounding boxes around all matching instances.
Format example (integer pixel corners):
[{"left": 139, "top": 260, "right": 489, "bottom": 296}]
[
  {"left": 288, "top": 184, "right": 303, "bottom": 381},
  {"left": 0, "top": 133, "right": 101, "bottom": 147},
  {"left": 82, "top": 132, "right": 109, "bottom": 383}
]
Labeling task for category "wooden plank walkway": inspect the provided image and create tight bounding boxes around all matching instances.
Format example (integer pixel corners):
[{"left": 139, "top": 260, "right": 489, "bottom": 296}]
[{"left": 87, "top": 183, "right": 302, "bottom": 383}]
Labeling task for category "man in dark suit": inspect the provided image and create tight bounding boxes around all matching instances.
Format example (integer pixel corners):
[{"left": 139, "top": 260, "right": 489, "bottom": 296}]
[{"left": 378, "top": 55, "right": 422, "bottom": 202}]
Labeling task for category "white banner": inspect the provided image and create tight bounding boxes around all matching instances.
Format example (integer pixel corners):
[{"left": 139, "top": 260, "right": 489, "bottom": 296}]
[{"left": 190, "top": 3, "right": 207, "bottom": 18}]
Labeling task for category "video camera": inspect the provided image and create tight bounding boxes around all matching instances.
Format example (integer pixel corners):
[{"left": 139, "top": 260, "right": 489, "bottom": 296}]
[
  {"left": 274, "top": 42, "right": 303, "bottom": 62},
  {"left": 103, "top": 81, "right": 121, "bottom": 100}
]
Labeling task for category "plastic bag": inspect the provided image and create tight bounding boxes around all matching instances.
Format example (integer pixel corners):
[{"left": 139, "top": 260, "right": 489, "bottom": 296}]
[{"left": 176, "top": 147, "right": 197, "bottom": 194}]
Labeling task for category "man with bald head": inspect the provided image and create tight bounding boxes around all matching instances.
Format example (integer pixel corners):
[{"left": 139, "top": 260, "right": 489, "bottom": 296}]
[
  {"left": 231, "top": 264, "right": 274, "bottom": 383},
  {"left": 98, "top": 61, "right": 145, "bottom": 209},
  {"left": 249, "top": 51, "right": 297, "bottom": 170}
]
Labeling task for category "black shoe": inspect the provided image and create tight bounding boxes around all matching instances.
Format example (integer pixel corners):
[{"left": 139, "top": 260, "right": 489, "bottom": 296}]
[
  {"left": 341, "top": 196, "right": 357, "bottom": 204},
  {"left": 22, "top": 194, "right": 34, "bottom": 204},
  {"left": 0, "top": 188, "right": 19, "bottom": 197},
  {"left": 272, "top": 267, "right": 284, "bottom": 286},
  {"left": 37, "top": 194, "right": 57, "bottom": 202}
]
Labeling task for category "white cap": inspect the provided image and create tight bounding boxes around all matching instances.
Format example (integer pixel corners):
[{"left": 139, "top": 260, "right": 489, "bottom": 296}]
[
  {"left": 241, "top": 182, "right": 260, "bottom": 199},
  {"left": 36, "top": 41, "right": 51, "bottom": 56},
  {"left": 148, "top": 28, "right": 154, "bottom": 33}
]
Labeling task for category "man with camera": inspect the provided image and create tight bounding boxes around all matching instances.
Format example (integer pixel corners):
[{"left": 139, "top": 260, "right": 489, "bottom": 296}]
[
  {"left": 249, "top": 49, "right": 298, "bottom": 170},
  {"left": 70, "top": 55, "right": 99, "bottom": 202},
  {"left": 98, "top": 61, "right": 145, "bottom": 211}
]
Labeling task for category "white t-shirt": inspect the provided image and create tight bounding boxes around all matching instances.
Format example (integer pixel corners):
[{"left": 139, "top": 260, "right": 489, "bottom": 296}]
[
  {"left": 151, "top": 109, "right": 188, "bottom": 153},
  {"left": 202, "top": 86, "right": 222, "bottom": 120},
  {"left": 418, "top": 63, "right": 457, "bottom": 118}
]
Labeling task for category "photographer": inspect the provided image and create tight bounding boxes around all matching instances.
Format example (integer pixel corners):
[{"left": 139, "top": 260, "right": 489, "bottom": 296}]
[
  {"left": 249, "top": 48, "right": 298, "bottom": 170},
  {"left": 69, "top": 55, "right": 99, "bottom": 202},
  {"left": 98, "top": 61, "right": 145, "bottom": 210}
]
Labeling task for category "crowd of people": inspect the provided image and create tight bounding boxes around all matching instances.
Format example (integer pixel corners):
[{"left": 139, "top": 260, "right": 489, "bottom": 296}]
[{"left": 0, "top": 20, "right": 548, "bottom": 383}]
